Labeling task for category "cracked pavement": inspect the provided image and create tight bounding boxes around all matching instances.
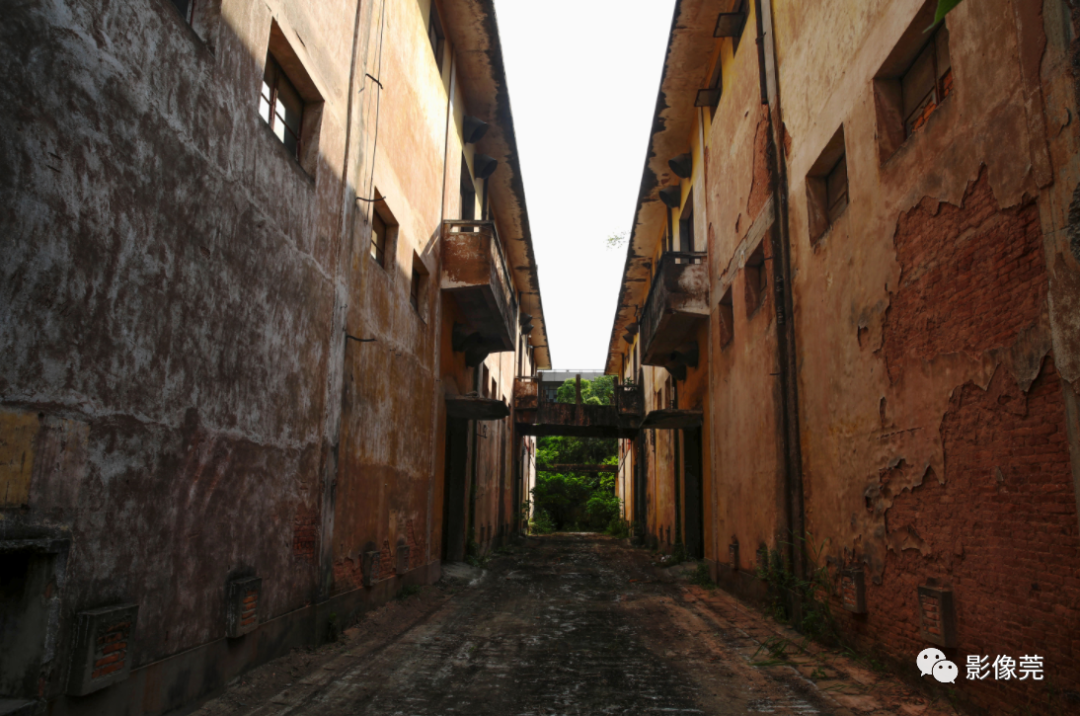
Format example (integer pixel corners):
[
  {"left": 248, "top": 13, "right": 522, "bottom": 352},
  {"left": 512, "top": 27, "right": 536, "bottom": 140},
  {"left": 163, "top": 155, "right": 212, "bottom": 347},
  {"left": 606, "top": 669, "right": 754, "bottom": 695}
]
[{"left": 198, "top": 535, "right": 956, "bottom": 716}]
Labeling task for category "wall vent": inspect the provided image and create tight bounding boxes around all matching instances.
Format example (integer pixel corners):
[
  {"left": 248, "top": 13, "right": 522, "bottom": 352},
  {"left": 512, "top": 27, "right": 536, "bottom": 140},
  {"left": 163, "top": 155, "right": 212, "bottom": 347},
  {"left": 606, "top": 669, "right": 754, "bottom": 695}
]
[
  {"left": 363, "top": 551, "right": 381, "bottom": 587},
  {"left": 67, "top": 604, "right": 138, "bottom": 696},
  {"left": 225, "top": 576, "right": 262, "bottom": 639},
  {"left": 918, "top": 585, "right": 957, "bottom": 647},
  {"left": 841, "top": 568, "right": 867, "bottom": 613}
]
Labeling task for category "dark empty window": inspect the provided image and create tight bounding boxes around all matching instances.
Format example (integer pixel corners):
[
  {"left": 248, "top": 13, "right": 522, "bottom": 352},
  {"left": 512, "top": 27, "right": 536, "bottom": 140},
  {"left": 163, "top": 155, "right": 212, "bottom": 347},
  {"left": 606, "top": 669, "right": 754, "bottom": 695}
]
[
  {"left": 260, "top": 56, "right": 304, "bottom": 159},
  {"left": 902, "top": 25, "right": 952, "bottom": 137},
  {"left": 170, "top": 0, "right": 195, "bottom": 24},
  {"left": 718, "top": 287, "right": 734, "bottom": 349},
  {"left": 460, "top": 155, "right": 476, "bottom": 221},
  {"left": 744, "top": 242, "right": 767, "bottom": 317},
  {"left": 428, "top": 2, "right": 446, "bottom": 72},
  {"left": 371, "top": 211, "right": 388, "bottom": 267},
  {"left": 825, "top": 153, "right": 849, "bottom": 224}
]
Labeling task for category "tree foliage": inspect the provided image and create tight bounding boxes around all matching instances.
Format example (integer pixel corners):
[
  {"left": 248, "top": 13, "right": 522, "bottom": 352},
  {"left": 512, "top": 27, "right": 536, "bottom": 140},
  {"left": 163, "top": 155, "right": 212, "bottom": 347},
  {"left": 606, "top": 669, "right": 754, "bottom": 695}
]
[
  {"left": 553, "top": 375, "right": 615, "bottom": 406},
  {"left": 531, "top": 428, "right": 619, "bottom": 532}
]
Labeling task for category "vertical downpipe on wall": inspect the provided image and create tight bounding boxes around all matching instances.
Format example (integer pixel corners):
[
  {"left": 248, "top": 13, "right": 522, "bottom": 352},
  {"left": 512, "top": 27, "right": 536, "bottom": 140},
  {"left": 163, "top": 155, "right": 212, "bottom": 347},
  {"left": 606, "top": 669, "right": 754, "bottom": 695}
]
[{"left": 755, "top": 0, "right": 807, "bottom": 619}]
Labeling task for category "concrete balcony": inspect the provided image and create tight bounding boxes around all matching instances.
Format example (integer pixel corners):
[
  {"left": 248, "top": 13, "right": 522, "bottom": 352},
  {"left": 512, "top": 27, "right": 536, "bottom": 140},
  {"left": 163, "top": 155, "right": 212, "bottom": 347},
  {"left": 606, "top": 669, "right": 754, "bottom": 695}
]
[
  {"left": 442, "top": 221, "right": 517, "bottom": 358},
  {"left": 640, "top": 252, "right": 709, "bottom": 367},
  {"left": 513, "top": 375, "right": 540, "bottom": 411}
]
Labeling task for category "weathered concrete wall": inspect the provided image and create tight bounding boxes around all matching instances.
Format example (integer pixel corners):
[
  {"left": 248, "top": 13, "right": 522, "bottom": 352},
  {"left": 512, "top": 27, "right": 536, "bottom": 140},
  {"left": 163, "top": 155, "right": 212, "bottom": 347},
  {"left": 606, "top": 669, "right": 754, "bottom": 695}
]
[
  {"left": 0, "top": 0, "right": 545, "bottom": 713},
  {"left": 0, "top": 0, "right": 359, "bottom": 709}
]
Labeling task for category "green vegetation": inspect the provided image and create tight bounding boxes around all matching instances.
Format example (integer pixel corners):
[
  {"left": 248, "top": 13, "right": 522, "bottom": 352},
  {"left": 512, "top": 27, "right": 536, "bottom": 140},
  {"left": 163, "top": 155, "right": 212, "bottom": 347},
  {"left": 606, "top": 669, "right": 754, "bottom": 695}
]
[
  {"left": 530, "top": 377, "right": 625, "bottom": 534},
  {"left": 933, "top": 0, "right": 963, "bottom": 25},
  {"left": 755, "top": 536, "right": 839, "bottom": 645},
  {"left": 690, "top": 562, "right": 715, "bottom": 589},
  {"left": 552, "top": 374, "right": 615, "bottom": 406}
]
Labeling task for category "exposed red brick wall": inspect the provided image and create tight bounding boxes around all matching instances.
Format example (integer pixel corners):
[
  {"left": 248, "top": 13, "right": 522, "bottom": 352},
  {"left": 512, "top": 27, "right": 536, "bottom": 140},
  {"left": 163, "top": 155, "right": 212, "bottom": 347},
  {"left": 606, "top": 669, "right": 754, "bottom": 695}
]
[
  {"left": 292, "top": 504, "right": 319, "bottom": 564},
  {"left": 881, "top": 168, "right": 1047, "bottom": 383},
  {"left": 840, "top": 169, "right": 1079, "bottom": 713},
  {"left": 332, "top": 556, "right": 362, "bottom": 592},
  {"left": 840, "top": 359, "right": 1080, "bottom": 713}
]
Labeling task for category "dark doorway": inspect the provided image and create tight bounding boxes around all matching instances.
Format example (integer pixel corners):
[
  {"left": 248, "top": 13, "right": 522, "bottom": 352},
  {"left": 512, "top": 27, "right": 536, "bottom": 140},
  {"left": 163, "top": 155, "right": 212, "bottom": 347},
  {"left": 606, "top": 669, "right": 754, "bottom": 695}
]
[
  {"left": 0, "top": 548, "right": 58, "bottom": 700},
  {"left": 443, "top": 419, "right": 470, "bottom": 561},
  {"left": 679, "top": 191, "right": 695, "bottom": 252},
  {"left": 683, "top": 427, "right": 704, "bottom": 559},
  {"left": 634, "top": 433, "right": 647, "bottom": 539},
  {"left": 460, "top": 155, "right": 476, "bottom": 221}
]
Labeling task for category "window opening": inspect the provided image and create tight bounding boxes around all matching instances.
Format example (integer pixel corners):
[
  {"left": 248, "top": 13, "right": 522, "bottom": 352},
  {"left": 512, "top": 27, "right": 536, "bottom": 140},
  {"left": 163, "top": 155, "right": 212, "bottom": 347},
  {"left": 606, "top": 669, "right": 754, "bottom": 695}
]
[
  {"left": 806, "top": 125, "right": 847, "bottom": 244},
  {"left": 901, "top": 24, "right": 952, "bottom": 137},
  {"left": 411, "top": 269, "right": 422, "bottom": 309},
  {"left": 371, "top": 211, "right": 388, "bottom": 267},
  {"left": 428, "top": 1, "right": 446, "bottom": 73},
  {"left": 744, "top": 242, "right": 767, "bottom": 317},
  {"left": 826, "top": 153, "right": 849, "bottom": 224},
  {"left": 410, "top": 252, "right": 429, "bottom": 315},
  {"left": 260, "top": 56, "right": 304, "bottom": 159},
  {"left": 170, "top": 0, "right": 196, "bottom": 24},
  {"left": 718, "top": 287, "right": 734, "bottom": 349}
]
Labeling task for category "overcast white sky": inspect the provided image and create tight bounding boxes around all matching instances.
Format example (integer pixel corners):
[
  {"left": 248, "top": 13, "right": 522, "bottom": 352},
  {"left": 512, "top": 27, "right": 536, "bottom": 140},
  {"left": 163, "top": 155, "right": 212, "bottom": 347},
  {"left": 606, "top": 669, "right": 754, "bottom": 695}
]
[{"left": 493, "top": 0, "right": 675, "bottom": 370}]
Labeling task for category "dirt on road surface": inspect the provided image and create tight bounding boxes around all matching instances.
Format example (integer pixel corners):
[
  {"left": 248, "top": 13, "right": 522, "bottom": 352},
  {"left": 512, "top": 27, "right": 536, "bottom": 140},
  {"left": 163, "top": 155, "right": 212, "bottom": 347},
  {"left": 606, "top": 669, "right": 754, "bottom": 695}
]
[{"left": 197, "top": 535, "right": 957, "bottom": 716}]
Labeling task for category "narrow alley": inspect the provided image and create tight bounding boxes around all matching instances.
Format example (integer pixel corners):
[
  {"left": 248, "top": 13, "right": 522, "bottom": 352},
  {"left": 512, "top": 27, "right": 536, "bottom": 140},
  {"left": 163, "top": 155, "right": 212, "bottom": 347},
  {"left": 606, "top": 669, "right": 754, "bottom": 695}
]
[
  {"left": 198, "top": 535, "right": 952, "bottom": 716},
  {"left": 2, "top": 0, "right": 1080, "bottom": 715}
]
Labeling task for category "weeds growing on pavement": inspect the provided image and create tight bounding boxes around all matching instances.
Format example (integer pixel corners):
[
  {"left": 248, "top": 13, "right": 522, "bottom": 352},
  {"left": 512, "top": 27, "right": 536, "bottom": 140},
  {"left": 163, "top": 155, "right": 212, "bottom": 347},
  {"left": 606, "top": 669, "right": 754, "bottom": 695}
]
[
  {"left": 755, "top": 534, "right": 840, "bottom": 646},
  {"left": 689, "top": 562, "right": 715, "bottom": 589},
  {"left": 606, "top": 517, "right": 630, "bottom": 539}
]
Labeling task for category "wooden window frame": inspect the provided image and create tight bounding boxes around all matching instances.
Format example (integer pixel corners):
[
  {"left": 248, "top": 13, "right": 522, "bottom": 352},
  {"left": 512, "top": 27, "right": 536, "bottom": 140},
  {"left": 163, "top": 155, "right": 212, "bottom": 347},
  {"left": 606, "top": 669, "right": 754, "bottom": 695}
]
[
  {"left": 260, "top": 56, "right": 304, "bottom": 160},
  {"left": 258, "top": 22, "right": 325, "bottom": 177},
  {"left": 369, "top": 196, "right": 398, "bottom": 270},
  {"left": 873, "top": 2, "right": 955, "bottom": 163}
]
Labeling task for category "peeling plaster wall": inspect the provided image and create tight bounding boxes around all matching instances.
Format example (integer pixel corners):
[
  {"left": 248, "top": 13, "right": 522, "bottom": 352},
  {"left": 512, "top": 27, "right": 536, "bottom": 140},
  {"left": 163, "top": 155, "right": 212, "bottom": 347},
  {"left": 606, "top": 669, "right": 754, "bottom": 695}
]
[
  {"left": 0, "top": 0, "right": 358, "bottom": 707},
  {"left": 772, "top": 0, "right": 1080, "bottom": 710}
]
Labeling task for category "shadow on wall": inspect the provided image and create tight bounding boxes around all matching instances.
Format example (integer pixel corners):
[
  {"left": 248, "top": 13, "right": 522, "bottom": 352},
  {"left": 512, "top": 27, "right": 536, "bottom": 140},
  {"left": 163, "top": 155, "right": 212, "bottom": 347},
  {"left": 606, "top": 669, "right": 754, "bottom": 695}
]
[{"left": 0, "top": 0, "right": 386, "bottom": 713}]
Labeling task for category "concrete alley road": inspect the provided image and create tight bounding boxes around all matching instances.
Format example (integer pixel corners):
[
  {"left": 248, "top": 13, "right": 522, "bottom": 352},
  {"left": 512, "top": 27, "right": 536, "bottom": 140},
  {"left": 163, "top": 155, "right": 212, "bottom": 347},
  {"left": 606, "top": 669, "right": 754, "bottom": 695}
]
[{"left": 200, "top": 535, "right": 954, "bottom": 716}]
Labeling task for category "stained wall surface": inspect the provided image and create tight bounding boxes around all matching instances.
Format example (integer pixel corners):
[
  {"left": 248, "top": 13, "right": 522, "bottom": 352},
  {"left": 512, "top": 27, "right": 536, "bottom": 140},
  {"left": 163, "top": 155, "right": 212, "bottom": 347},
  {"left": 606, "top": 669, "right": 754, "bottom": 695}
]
[
  {"left": 607, "top": 1, "right": 1080, "bottom": 713},
  {"left": 0, "top": 0, "right": 545, "bottom": 713}
]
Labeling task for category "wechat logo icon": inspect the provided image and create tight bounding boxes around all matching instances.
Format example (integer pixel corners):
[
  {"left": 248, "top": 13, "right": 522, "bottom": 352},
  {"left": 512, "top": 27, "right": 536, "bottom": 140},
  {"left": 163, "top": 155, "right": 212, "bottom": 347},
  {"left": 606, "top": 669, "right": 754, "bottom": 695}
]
[{"left": 918, "top": 647, "right": 958, "bottom": 684}]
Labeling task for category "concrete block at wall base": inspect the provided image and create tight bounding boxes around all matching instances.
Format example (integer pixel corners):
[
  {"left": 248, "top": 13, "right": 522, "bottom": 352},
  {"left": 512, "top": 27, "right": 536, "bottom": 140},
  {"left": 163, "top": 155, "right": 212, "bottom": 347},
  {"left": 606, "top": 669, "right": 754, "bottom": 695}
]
[{"left": 46, "top": 561, "right": 441, "bottom": 716}]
